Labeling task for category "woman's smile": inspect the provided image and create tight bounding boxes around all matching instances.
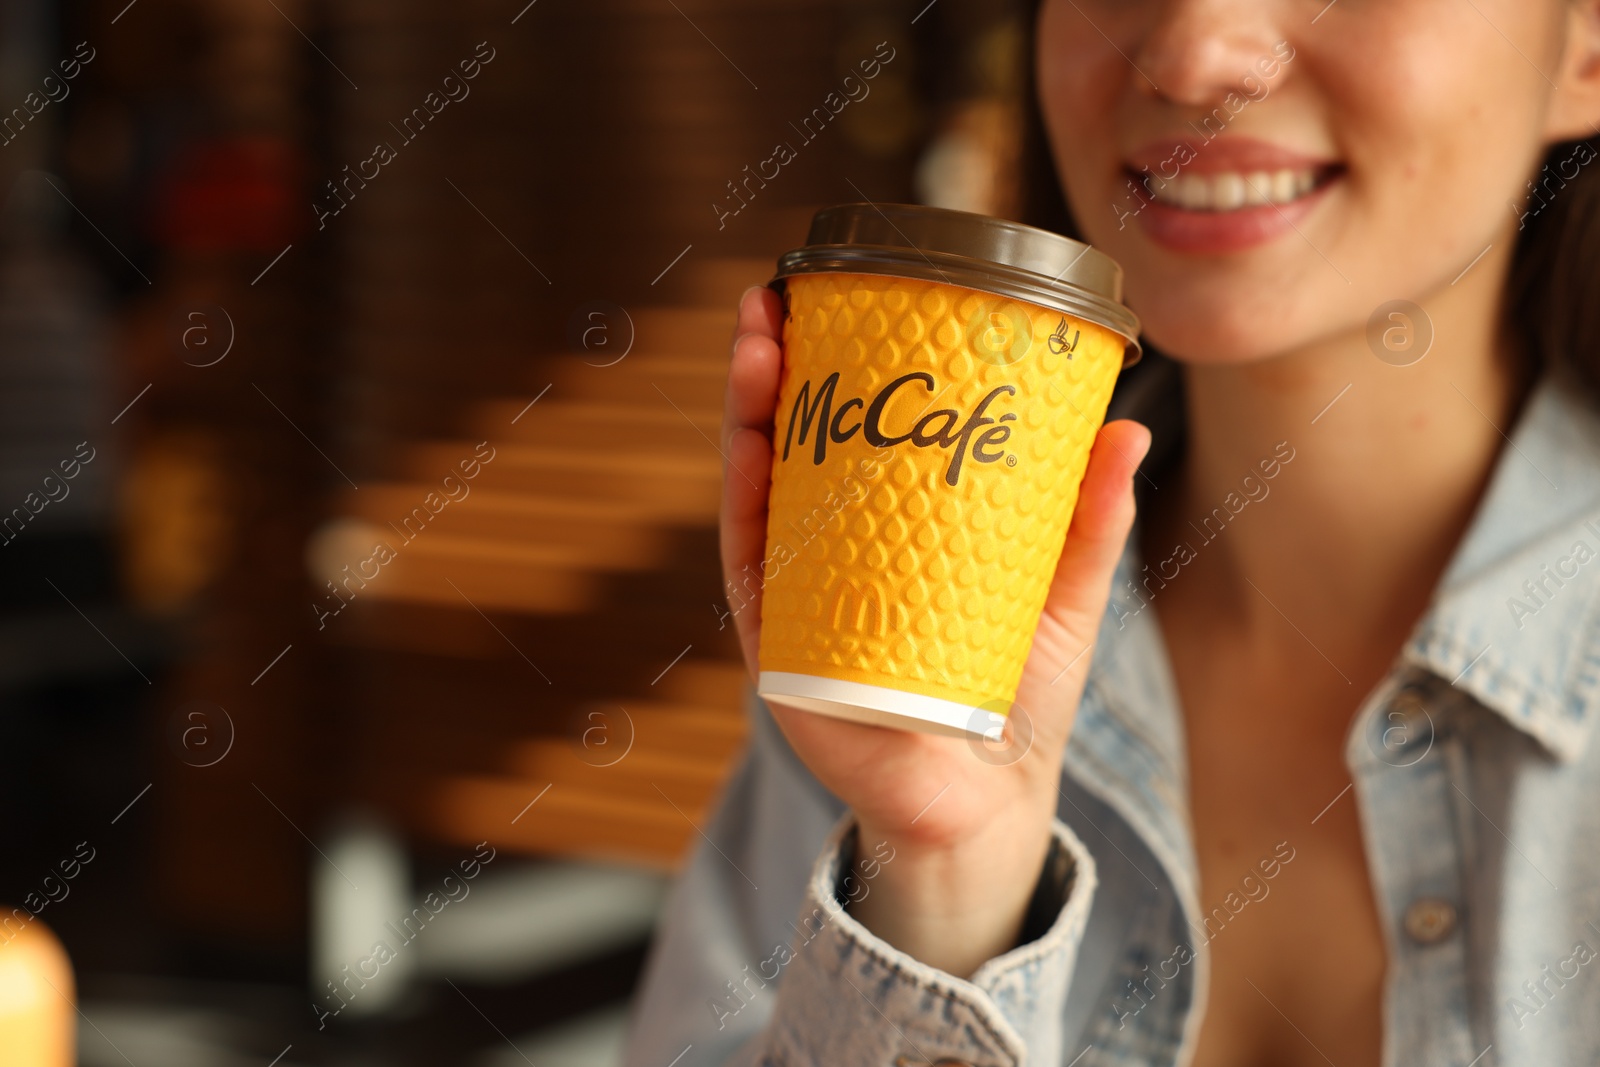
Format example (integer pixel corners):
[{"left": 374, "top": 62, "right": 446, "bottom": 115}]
[{"left": 1122, "top": 135, "right": 1345, "bottom": 253}]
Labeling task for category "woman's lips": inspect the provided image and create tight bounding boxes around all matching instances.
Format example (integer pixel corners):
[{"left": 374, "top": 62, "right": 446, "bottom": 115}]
[{"left": 1120, "top": 138, "right": 1344, "bottom": 255}]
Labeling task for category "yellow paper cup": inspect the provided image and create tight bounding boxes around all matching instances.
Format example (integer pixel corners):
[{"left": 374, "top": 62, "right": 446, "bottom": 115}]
[{"left": 756, "top": 204, "right": 1141, "bottom": 739}]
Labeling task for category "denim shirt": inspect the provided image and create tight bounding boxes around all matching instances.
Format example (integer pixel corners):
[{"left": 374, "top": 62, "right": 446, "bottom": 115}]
[{"left": 622, "top": 365, "right": 1600, "bottom": 1067}]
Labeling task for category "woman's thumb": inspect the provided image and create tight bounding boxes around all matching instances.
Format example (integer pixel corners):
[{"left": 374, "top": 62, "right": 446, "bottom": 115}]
[{"left": 1036, "top": 418, "right": 1151, "bottom": 649}]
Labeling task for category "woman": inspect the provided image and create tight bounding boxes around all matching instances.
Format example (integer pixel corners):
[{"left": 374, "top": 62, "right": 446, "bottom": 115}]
[{"left": 625, "top": 0, "right": 1600, "bottom": 1063}]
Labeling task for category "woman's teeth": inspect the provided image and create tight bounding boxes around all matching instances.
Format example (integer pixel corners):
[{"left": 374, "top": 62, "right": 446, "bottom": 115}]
[{"left": 1146, "top": 168, "right": 1319, "bottom": 211}]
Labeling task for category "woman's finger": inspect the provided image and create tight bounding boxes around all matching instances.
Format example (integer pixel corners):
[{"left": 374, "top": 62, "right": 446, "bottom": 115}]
[
  {"left": 732, "top": 283, "right": 784, "bottom": 342},
  {"left": 1017, "top": 419, "right": 1149, "bottom": 706},
  {"left": 721, "top": 286, "right": 785, "bottom": 450},
  {"left": 719, "top": 424, "right": 774, "bottom": 676},
  {"left": 724, "top": 332, "right": 783, "bottom": 446},
  {"left": 1010, "top": 419, "right": 1148, "bottom": 752},
  {"left": 1040, "top": 419, "right": 1150, "bottom": 624},
  {"left": 717, "top": 284, "right": 787, "bottom": 679}
]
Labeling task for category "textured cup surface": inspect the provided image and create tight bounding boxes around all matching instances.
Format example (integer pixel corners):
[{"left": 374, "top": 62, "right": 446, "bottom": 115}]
[{"left": 757, "top": 272, "right": 1124, "bottom": 721}]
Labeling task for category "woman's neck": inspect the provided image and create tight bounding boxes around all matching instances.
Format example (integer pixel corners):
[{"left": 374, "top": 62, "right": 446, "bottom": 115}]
[{"left": 1145, "top": 245, "right": 1529, "bottom": 668}]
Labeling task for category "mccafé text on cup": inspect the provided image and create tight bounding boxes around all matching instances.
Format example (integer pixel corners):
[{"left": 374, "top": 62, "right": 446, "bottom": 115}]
[{"left": 757, "top": 203, "right": 1141, "bottom": 739}]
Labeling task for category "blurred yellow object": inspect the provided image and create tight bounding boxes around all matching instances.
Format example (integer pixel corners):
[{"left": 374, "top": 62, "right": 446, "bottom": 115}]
[
  {"left": 758, "top": 272, "right": 1125, "bottom": 736},
  {"left": 0, "top": 913, "right": 75, "bottom": 1067},
  {"left": 118, "top": 428, "right": 233, "bottom": 614}
]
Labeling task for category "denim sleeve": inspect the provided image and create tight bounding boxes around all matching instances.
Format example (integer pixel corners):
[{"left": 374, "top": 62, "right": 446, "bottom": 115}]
[{"left": 621, "top": 690, "right": 1098, "bottom": 1067}]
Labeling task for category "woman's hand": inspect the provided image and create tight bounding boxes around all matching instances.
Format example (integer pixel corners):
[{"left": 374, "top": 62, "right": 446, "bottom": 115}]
[{"left": 719, "top": 284, "right": 1150, "bottom": 978}]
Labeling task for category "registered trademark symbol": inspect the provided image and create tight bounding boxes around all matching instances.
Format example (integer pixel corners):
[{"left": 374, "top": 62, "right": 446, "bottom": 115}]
[{"left": 1005, "top": 454, "right": 1017, "bottom": 467}]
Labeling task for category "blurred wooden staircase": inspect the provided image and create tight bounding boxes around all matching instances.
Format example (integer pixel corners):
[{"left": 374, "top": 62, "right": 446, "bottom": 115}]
[{"left": 321, "top": 259, "right": 774, "bottom": 870}]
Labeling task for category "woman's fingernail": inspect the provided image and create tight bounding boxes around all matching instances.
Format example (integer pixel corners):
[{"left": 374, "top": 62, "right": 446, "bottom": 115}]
[{"left": 1132, "top": 426, "right": 1153, "bottom": 469}]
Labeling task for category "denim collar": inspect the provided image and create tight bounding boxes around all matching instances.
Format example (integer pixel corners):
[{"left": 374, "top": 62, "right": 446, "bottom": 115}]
[
  {"left": 1081, "top": 362, "right": 1600, "bottom": 780},
  {"left": 1400, "top": 373, "right": 1600, "bottom": 763},
  {"left": 1056, "top": 361, "right": 1600, "bottom": 1059}
]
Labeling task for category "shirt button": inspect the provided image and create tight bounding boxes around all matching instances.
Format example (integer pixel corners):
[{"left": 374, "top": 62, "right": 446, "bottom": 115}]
[{"left": 1402, "top": 897, "right": 1457, "bottom": 944}]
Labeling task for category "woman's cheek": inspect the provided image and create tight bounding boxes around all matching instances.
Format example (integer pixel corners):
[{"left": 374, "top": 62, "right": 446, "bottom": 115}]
[
  {"left": 1316, "top": 13, "right": 1550, "bottom": 287},
  {"left": 1037, "top": 1, "right": 1131, "bottom": 137},
  {"left": 1037, "top": 45, "right": 1126, "bottom": 228}
]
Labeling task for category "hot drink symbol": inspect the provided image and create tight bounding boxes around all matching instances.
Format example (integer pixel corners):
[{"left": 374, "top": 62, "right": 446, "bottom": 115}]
[{"left": 1048, "top": 316, "right": 1079, "bottom": 357}]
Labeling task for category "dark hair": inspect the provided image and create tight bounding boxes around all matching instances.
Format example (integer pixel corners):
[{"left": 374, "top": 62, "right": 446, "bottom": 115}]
[
  {"left": 1508, "top": 139, "right": 1600, "bottom": 404},
  {"left": 1016, "top": 7, "right": 1600, "bottom": 409}
]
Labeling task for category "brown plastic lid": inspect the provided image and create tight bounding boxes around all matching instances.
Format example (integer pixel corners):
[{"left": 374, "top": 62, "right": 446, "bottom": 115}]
[{"left": 772, "top": 202, "right": 1141, "bottom": 365}]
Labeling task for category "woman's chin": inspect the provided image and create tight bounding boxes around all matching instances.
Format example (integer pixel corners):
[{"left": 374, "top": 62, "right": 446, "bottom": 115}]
[{"left": 1131, "top": 304, "right": 1313, "bottom": 366}]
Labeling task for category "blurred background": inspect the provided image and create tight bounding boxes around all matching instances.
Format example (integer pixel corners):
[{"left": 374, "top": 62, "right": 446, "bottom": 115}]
[{"left": 0, "top": 0, "right": 1037, "bottom": 1062}]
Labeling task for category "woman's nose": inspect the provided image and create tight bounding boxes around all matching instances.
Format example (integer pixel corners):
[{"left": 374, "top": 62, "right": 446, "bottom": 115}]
[{"left": 1130, "top": 0, "right": 1288, "bottom": 107}]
